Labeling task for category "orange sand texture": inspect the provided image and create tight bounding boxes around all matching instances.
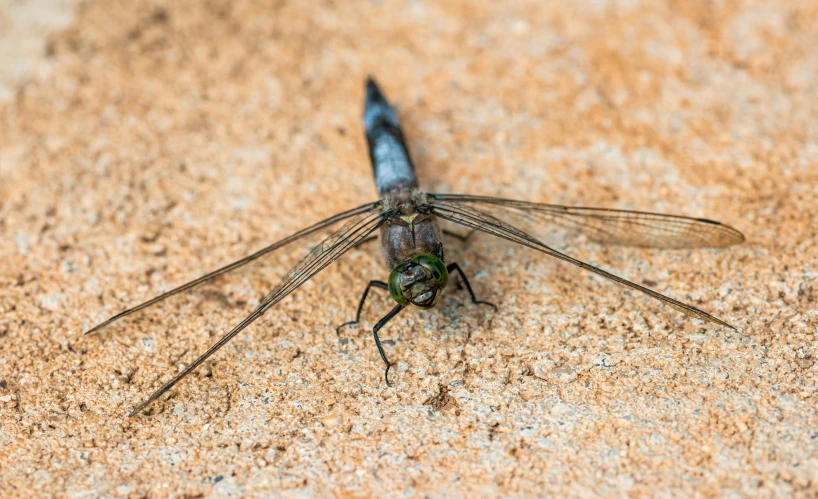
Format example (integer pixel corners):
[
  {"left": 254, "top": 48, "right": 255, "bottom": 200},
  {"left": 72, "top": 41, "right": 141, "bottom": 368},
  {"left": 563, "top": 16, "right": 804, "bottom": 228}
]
[{"left": 2, "top": 0, "right": 817, "bottom": 496}]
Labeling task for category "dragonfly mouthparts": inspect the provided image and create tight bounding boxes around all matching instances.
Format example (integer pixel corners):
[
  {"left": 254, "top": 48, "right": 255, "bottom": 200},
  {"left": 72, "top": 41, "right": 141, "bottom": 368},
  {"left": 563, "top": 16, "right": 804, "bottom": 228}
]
[
  {"left": 413, "top": 290, "right": 437, "bottom": 307},
  {"left": 397, "top": 264, "right": 441, "bottom": 308},
  {"left": 399, "top": 264, "right": 428, "bottom": 287}
]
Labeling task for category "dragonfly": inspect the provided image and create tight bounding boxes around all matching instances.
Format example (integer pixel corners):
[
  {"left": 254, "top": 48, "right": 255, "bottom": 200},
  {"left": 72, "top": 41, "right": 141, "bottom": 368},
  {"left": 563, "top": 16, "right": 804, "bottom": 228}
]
[{"left": 85, "top": 78, "right": 745, "bottom": 416}]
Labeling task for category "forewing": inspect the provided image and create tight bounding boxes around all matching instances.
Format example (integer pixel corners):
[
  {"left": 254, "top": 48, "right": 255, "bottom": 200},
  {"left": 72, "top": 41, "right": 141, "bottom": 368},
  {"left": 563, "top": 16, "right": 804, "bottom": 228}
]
[
  {"left": 129, "top": 206, "right": 388, "bottom": 415},
  {"left": 428, "top": 198, "right": 735, "bottom": 330},
  {"left": 84, "top": 201, "right": 383, "bottom": 335},
  {"left": 429, "top": 194, "right": 744, "bottom": 248}
]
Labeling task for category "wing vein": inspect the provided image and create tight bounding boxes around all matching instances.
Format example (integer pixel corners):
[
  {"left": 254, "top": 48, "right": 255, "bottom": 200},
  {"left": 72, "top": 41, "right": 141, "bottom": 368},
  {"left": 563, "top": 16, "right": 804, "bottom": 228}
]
[
  {"left": 428, "top": 199, "right": 735, "bottom": 330},
  {"left": 84, "top": 200, "right": 383, "bottom": 335},
  {"left": 128, "top": 207, "right": 388, "bottom": 415},
  {"left": 428, "top": 193, "right": 744, "bottom": 248}
]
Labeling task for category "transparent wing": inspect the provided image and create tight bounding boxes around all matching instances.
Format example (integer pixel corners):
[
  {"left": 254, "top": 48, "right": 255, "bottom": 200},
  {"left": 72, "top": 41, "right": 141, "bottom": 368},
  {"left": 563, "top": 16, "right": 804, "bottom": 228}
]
[
  {"left": 428, "top": 199, "right": 736, "bottom": 330},
  {"left": 84, "top": 201, "right": 383, "bottom": 335},
  {"left": 429, "top": 193, "right": 744, "bottom": 248},
  {"left": 129, "top": 205, "right": 388, "bottom": 415}
]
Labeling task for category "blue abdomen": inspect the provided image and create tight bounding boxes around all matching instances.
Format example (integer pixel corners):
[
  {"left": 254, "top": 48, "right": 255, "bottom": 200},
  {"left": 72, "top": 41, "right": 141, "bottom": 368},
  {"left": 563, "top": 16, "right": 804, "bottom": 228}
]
[{"left": 364, "top": 78, "right": 418, "bottom": 197}]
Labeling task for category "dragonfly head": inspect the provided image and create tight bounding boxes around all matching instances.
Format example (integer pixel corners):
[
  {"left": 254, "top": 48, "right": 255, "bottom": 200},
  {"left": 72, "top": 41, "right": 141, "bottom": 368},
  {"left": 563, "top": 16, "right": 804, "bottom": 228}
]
[{"left": 388, "top": 254, "right": 449, "bottom": 309}]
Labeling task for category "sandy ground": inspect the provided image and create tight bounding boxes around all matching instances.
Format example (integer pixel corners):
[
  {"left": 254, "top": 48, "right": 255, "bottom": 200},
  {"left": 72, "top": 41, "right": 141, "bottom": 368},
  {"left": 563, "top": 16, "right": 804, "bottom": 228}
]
[
  {"left": 1, "top": 0, "right": 817, "bottom": 496},
  {"left": 0, "top": 0, "right": 78, "bottom": 101}
]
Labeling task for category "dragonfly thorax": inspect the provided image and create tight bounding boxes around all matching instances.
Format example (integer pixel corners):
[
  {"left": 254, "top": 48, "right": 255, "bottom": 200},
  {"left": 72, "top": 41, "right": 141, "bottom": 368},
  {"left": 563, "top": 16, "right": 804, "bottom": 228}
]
[
  {"left": 379, "top": 201, "right": 443, "bottom": 270},
  {"left": 388, "top": 254, "right": 449, "bottom": 309}
]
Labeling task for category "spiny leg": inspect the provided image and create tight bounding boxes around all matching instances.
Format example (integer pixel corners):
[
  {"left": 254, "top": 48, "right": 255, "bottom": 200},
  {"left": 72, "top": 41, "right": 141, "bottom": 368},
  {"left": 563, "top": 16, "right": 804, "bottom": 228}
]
[
  {"left": 336, "top": 280, "right": 389, "bottom": 333},
  {"left": 373, "top": 304, "right": 404, "bottom": 385},
  {"left": 352, "top": 234, "right": 378, "bottom": 249},
  {"left": 443, "top": 229, "right": 476, "bottom": 244},
  {"left": 446, "top": 262, "right": 498, "bottom": 310}
]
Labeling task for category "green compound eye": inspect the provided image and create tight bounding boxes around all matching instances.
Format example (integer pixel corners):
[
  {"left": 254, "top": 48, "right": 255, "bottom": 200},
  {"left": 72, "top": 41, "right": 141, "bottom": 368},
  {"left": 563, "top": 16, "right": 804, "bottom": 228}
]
[
  {"left": 388, "top": 266, "right": 410, "bottom": 306},
  {"left": 411, "top": 253, "right": 448, "bottom": 290}
]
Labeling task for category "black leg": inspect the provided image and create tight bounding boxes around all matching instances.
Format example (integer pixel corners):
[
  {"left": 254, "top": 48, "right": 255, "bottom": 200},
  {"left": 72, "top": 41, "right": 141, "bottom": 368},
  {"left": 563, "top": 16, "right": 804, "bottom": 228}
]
[
  {"left": 336, "top": 280, "right": 389, "bottom": 333},
  {"left": 373, "top": 304, "right": 404, "bottom": 385},
  {"left": 443, "top": 229, "right": 475, "bottom": 244},
  {"left": 447, "top": 262, "right": 498, "bottom": 310},
  {"left": 353, "top": 235, "right": 378, "bottom": 249}
]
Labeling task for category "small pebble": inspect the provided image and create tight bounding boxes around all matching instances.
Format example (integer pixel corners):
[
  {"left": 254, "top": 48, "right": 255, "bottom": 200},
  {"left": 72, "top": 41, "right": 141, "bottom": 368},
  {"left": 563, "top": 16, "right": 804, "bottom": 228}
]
[{"left": 321, "top": 411, "right": 344, "bottom": 428}]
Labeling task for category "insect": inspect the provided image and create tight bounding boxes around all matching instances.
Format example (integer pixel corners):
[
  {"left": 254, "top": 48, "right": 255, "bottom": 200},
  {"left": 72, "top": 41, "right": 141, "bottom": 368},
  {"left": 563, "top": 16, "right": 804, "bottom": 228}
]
[{"left": 85, "top": 78, "right": 744, "bottom": 416}]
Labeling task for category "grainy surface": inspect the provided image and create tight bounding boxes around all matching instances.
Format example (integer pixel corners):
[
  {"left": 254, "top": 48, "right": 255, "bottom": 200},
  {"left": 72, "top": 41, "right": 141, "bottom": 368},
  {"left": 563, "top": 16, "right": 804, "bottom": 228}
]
[
  {"left": 1, "top": 0, "right": 817, "bottom": 497},
  {"left": 0, "top": 0, "right": 78, "bottom": 101}
]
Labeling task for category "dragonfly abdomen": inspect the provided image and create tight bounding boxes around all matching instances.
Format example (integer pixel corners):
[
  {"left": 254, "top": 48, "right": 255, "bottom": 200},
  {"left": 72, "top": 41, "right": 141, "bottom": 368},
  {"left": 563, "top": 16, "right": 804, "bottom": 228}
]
[{"left": 364, "top": 77, "right": 418, "bottom": 197}]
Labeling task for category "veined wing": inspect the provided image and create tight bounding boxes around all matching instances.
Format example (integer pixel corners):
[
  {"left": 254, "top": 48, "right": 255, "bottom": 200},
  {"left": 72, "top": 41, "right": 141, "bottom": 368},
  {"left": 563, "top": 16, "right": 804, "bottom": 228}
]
[
  {"left": 428, "top": 194, "right": 744, "bottom": 248},
  {"left": 84, "top": 201, "right": 383, "bottom": 335},
  {"left": 428, "top": 199, "right": 736, "bottom": 330},
  {"left": 129, "top": 205, "right": 389, "bottom": 416}
]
